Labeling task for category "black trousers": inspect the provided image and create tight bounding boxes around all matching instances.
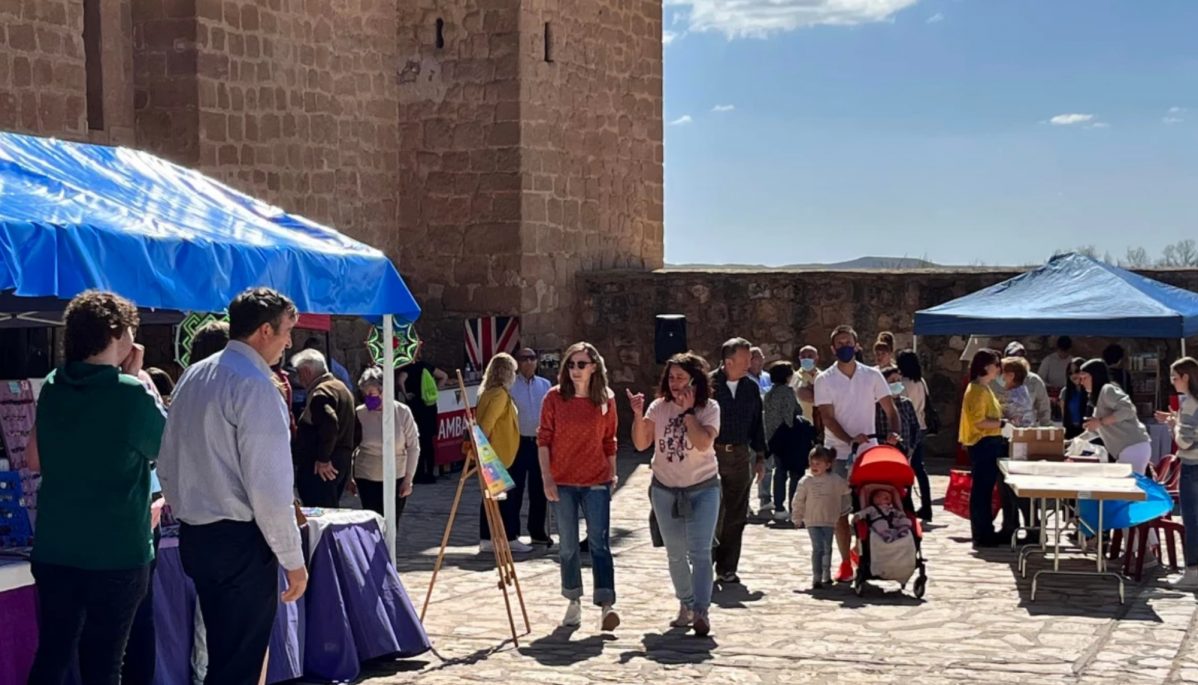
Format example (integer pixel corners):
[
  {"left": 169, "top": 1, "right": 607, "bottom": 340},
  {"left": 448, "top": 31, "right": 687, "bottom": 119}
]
[
  {"left": 296, "top": 464, "right": 348, "bottom": 508},
  {"left": 28, "top": 561, "right": 151, "bottom": 685},
  {"left": 480, "top": 450, "right": 528, "bottom": 542},
  {"left": 412, "top": 406, "right": 438, "bottom": 480},
  {"left": 358, "top": 478, "right": 409, "bottom": 520},
  {"left": 180, "top": 521, "right": 280, "bottom": 685},
  {"left": 121, "top": 526, "right": 161, "bottom": 685},
  {"left": 516, "top": 437, "right": 550, "bottom": 541},
  {"left": 714, "top": 444, "right": 754, "bottom": 576}
]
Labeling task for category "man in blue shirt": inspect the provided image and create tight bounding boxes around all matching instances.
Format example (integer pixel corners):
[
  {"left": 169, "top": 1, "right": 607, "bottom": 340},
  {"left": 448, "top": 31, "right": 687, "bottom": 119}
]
[{"left": 511, "top": 348, "right": 553, "bottom": 546}]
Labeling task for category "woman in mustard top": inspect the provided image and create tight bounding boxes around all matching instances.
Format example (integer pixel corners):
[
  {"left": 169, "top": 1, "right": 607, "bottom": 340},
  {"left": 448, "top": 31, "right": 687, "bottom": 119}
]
[
  {"left": 960, "top": 348, "right": 1015, "bottom": 547},
  {"left": 475, "top": 353, "right": 531, "bottom": 553}
]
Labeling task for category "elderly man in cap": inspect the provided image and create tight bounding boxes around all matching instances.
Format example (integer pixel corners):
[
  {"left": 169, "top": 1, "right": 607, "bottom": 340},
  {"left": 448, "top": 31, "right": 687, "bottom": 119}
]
[
  {"left": 991, "top": 342, "right": 1052, "bottom": 427},
  {"left": 510, "top": 348, "right": 554, "bottom": 546}
]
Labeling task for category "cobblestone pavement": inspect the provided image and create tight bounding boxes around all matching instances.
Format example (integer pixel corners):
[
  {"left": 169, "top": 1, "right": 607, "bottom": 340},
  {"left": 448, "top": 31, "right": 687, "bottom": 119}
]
[{"left": 355, "top": 451, "right": 1198, "bottom": 685}]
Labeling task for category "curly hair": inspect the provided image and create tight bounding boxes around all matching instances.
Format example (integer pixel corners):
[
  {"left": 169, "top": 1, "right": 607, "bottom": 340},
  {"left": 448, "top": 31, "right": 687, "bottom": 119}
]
[
  {"left": 558, "top": 342, "right": 611, "bottom": 407},
  {"left": 482, "top": 353, "right": 517, "bottom": 392},
  {"left": 657, "top": 352, "right": 712, "bottom": 407},
  {"left": 63, "top": 291, "right": 139, "bottom": 362}
]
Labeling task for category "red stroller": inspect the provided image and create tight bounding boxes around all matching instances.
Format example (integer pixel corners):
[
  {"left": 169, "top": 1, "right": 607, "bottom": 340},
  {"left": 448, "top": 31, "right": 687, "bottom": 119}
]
[{"left": 850, "top": 444, "right": 928, "bottom": 598}]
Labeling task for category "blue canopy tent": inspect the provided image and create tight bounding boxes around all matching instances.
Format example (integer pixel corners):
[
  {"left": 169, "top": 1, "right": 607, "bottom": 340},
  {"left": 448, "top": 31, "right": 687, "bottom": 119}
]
[
  {"left": 914, "top": 253, "right": 1198, "bottom": 355},
  {"left": 0, "top": 131, "right": 420, "bottom": 560}
]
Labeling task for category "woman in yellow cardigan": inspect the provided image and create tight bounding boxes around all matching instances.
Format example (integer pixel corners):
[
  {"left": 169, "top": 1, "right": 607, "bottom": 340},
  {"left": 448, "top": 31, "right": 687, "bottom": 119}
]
[
  {"left": 475, "top": 353, "right": 531, "bottom": 553},
  {"left": 960, "top": 348, "right": 1016, "bottom": 548}
]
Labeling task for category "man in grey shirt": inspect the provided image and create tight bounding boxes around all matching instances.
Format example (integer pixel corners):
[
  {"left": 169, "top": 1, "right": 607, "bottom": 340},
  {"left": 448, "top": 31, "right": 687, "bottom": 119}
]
[
  {"left": 994, "top": 342, "right": 1052, "bottom": 427},
  {"left": 159, "top": 287, "right": 307, "bottom": 685}
]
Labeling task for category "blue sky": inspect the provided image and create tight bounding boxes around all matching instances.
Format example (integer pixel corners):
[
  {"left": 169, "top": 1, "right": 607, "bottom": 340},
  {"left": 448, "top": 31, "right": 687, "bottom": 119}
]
[{"left": 662, "top": 0, "right": 1198, "bottom": 267}]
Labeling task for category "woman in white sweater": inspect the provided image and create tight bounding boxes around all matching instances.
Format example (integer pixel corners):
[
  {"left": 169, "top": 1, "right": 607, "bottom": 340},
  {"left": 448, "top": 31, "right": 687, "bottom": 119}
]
[
  {"left": 1158, "top": 358, "right": 1198, "bottom": 589},
  {"left": 350, "top": 367, "right": 421, "bottom": 520}
]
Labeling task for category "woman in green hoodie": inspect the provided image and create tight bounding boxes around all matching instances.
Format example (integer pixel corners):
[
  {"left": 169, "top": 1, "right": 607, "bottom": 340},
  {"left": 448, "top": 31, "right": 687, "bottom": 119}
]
[{"left": 26, "top": 291, "right": 167, "bottom": 685}]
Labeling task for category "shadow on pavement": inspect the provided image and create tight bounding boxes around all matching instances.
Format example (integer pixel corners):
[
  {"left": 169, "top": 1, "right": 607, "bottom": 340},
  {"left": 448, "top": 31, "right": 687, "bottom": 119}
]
[
  {"left": 617, "top": 630, "right": 718, "bottom": 666},
  {"left": 711, "top": 582, "right": 765, "bottom": 609},
  {"left": 518, "top": 626, "right": 616, "bottom": 666}
]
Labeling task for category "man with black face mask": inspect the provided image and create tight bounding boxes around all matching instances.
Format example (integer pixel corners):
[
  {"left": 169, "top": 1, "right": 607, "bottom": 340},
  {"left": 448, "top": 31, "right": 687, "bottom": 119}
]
[{"left": 813, "top": 325, "right": 900, "bottom": 584}]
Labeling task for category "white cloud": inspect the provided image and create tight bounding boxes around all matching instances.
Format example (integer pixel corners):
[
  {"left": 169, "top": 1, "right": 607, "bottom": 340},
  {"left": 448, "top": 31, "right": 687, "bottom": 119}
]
[
  {"left": 1164, "top": 107, "right": 1186, "bottom": 124},
  {"left": 668, "top": 0, "right": 920, "bottom": 39},
  {"left": 1087, "top": 122, "right": 1110, "bottom": 129},
  {"left": 1168, "top": 106, "right": 1185, "bottom": 114},
  {"left": 711, "top": 104, "right": 735, "bottom": 112},
  {"left": 670, "top": 115, "right": 694, "bottom": 126},
  {"left": 663, "top": 30, "right": 678, "bottom": 45},
  {"left": 1164, "top": 116, "right": 1184, "bottom": 124},
  {"left": 1049, "top": 113, "right": 1094, "bottom": 126},
  {"left": 926, "top": 12, "right": 944, "bottom": 23}
]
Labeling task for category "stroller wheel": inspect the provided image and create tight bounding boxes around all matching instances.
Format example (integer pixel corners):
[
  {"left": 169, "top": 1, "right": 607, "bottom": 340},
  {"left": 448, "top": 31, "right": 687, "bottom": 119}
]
[{"left": 914, "top": 576, "right": 927, "bottom": 599}]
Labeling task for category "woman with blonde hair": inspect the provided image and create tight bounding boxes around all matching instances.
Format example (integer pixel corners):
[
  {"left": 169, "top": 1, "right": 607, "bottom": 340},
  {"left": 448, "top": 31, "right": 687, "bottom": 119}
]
[
  {"left": 474, "top": 353, "right": 530, "bottom": 553},
  {"left": 538, "top": 342, "right": 620, "bottom": 631}
]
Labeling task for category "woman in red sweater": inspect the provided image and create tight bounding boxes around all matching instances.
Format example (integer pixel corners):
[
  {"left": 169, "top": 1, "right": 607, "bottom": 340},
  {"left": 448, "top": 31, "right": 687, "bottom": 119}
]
[{"left": 538, "top": 341, "right": 620, "bottom": 631}]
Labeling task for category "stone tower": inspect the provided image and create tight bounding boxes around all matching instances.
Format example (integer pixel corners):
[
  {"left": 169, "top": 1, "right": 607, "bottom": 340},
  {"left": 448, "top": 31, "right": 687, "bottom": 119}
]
[
  {"left": 394, "top": 0, "right": 665, "bottom": 362},
  {"left": 1, "top": 0, "right": 664, "bottom": 366}
]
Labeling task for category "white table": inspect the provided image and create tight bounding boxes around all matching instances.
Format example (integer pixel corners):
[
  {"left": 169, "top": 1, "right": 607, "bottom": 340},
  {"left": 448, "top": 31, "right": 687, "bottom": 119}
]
[{"left": 1000, "top": 461, "right": 1146, "bottom": 603}]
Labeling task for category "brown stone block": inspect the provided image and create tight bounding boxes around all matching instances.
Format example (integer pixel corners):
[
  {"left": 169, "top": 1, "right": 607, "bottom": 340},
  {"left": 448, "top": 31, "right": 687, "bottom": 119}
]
[
  {"left": 222, "top": 0, "right": 239, "bottom": 28},
  {"left": 241, "top": 4, "right": 259, "bottom": 31},
  {"left": 17, "top": 91, "right": 36, "bottom": 129},
  {"left": 196, "top": 51, "right": 228, "bottom": 78},
  {"left": 37, "top": 91, "right": 66, "bottom": 131},
  {"left": 8, "top": 23, "right": 35, "bottom": 51},
  {"left": 217, "top": 144, "right": 238, "bottom": 164},
  {"left": 12, "top": 56, "right": 31, "bottom": 87},
  {"left": 466, "top": 223, "right": 522, "bottom": 254},
  {"left": 42, "top": 1, "right": 67, "bottom": 25},
  {"left": 0, "top": 92, "right": 16, "bottom": 128},
  {"left": 0, "top": 0, "right": 19, "bottom": 18},
  {"left": 167, "top": 47, "right": 197, "bottom": 75},
  {"left": 487, "top": 121, "right": 519, "bottom": 147},
  {"left": 200, "top": 110, "right": 226, "bottom": 141}
]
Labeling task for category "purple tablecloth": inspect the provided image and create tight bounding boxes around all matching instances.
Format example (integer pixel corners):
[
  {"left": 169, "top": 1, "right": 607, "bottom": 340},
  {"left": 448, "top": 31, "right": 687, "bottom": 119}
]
[{"left": 2, "top": 516, "right": 429, "bottom": 685}]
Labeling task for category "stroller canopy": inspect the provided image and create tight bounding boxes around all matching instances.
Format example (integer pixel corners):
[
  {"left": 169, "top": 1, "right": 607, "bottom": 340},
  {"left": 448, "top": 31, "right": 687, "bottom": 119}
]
[{"left": 850, "top": 445, "right": 914, "bottom": 488}]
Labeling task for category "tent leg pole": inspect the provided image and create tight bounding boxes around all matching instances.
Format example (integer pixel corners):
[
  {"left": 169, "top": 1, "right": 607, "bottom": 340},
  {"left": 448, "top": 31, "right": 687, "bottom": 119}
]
[
  {"left": 1184, "top": 338, "right": 1188, "bottom": 358},
  {"left": 382, "top": 315, "right": 397, "bottom": 566},
  {"left": 913, "top": 335, "right": 918, "bottom": 354}
]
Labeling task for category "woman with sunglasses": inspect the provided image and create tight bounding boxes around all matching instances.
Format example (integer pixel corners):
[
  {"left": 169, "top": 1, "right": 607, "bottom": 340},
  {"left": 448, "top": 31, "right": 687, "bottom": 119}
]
[{"left": 537, "top": 342, "right": 620, "bottom": 631}]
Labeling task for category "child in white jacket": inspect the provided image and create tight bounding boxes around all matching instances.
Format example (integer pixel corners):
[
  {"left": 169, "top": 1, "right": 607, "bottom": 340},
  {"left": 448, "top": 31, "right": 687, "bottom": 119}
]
[{"left": 792, "top": 446, "right": 851, "bottom": 588}]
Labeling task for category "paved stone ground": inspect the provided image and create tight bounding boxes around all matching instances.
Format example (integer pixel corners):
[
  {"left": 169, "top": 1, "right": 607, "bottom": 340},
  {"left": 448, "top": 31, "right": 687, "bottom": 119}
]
[{"left": 352, "top": 450, "right": 1198, "bottom": 685}]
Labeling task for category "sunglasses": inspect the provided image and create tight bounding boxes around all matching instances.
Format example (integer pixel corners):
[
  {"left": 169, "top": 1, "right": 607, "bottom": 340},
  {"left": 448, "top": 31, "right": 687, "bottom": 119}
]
[{"left": 567, "top": 361, "right": 592, "bottom": 370}]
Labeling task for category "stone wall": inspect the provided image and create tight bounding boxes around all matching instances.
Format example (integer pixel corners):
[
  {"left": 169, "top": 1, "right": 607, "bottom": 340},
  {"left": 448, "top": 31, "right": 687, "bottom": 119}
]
[
  {"left": 516, "top": 0, "right": 664, "bottom": 351},
  {"left": 577, "top": 268, "right": 1198, "bottom": 454},
  {"left": 0, "top": 0, "right": 87, "bottom": 138}
]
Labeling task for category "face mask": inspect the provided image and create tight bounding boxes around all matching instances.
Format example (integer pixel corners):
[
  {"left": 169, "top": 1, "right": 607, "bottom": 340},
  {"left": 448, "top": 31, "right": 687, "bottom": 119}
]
[
  {"left": 800, "top": 358, "right": 816, "bottom": 372},
  {"left": 364, "top": 395, "right": 383, "bottom": 411},
  {"left": 835, "top": 346, "right": 857, "bottom": 364},
  {"left": 889, "top": 382, "right": 905, "bottom": 396}
]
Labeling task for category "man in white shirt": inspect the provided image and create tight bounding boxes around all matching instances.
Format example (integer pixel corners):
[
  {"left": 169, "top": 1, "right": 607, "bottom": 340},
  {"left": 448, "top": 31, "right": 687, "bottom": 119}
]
[
  {"left": 511, "top": 348, "right": 554, "bottom": 545},
  {"left": 159, "top": 288, "right": 307, "bottom": 685},
  {"left": 997, "top": 342, "right": 1053, "bottom": 426},
  {"left": 814, "top": 325, "right": 900, "bottom": 584},
  {"left": 1037, "top": 335, "right": 1073, "bottom": 390}
]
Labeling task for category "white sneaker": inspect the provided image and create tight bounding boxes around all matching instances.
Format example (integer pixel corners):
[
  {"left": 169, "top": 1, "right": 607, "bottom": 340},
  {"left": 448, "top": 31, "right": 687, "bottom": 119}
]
[
  {"left": 508, "top": 540, "right": 534, "bottom": 553},
  {"left": 561, "top": 600, "right": 583, "bottom": 627},
  {"left": 600, "top": 606, "right": 621, "bottom": 632},
  {"left": 1171, "top": 569, "right": 1198, "bottom": 590},
  {"left": 479, "top": 540, "right": 493, "bottom": 554},
  {"left": 773, "top": 510, "right": 790, "bottom": 522},
  {"left": 670, "top": 603, "right": 693, "bottom": 628}
]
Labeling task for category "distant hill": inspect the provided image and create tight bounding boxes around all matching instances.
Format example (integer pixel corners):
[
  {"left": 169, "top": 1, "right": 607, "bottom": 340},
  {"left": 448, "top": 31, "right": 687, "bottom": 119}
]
[{"left": 665, "top": 256, "right": 943, "bottom": 271}]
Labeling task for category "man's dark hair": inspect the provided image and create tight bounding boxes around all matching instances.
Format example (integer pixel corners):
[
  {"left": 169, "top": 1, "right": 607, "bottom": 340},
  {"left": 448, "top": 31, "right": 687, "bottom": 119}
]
[
  {"left": 227, "top": 288, "right": 297, "bottom": 341},
  {"left": 1102, "top": 343, "right": 1125, "bottom": 366},
  {"left": 190, "top": 320, "right": 230, "bottom": 364},
  {"left": 830, "top": 325, "right": 858, "bottom": 342},
  {"left": 303, "top": 336, "right": 322, "bottom": 350},
  {"left": 1057, "top": 335, "right": 1073, "bottom": 351},
  {"left": 63, "top": 291, "right": 139, "bottom": 362},
  {"left": 721, "top": 337, "right": 752, "bottom": 362},
  {"left": 896, "top": 349, "right": 923, "bottom": 382}
]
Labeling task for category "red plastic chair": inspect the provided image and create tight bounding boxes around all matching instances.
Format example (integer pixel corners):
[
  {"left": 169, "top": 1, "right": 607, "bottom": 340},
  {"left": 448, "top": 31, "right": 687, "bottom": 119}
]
[{"left": 1110, "top": 455, "right": 1184, "bottom": 580}]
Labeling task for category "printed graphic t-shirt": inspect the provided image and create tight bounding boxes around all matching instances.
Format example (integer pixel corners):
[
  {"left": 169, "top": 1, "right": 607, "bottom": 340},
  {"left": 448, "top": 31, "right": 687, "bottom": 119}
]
[{"left": 646, "top": 399, "right": 721, "bottom": 488}]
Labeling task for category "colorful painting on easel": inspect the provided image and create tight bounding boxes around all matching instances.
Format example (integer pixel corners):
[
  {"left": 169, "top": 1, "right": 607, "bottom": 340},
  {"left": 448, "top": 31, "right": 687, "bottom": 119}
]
[{"left": 471, "top": 425, "right": 515, "bottom": 497}]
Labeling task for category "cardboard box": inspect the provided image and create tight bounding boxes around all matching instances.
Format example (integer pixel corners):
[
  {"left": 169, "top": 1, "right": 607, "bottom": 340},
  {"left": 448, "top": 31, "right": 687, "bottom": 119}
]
[{"left": 1009, "top": 427, "right": 1066, "bottom": 461}]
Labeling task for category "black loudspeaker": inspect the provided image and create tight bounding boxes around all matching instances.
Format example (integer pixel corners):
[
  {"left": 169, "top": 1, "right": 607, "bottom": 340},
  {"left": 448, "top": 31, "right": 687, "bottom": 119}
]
[{"left": 655, "top": 315, "right": 688, "bottom": 364}]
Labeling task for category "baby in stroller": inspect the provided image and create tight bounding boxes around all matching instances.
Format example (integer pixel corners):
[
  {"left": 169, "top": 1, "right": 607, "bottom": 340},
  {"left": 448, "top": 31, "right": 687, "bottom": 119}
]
[
  {"left": 850, "top": 445, "right": 928, "bottom": 598},
  {"left": 855, "top": 489, "right": 912, "bottom": 543}
]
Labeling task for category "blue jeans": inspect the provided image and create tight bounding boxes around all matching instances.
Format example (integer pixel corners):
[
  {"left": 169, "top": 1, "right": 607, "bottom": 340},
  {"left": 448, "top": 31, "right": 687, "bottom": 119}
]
[
  {"left": 555, "top": 485, "right": 616, "bottom": 606},
  {"left": 910, "top": 434, "right": 933, "bottom": 515},
  {"left": 1181, "top": 463, "right": 1198, "bottom": 568},
  {"left": 773, "top": 465, "right": 802, "bottom": 512},
  {"left": 757, "top": 455, "right": 775, "bottom": 505},
  {"left": 808, "top": 526, "right": 835, "bottom": 581},
  {"left": 650, "top": 484, "right": 721, "bottom": 613}
]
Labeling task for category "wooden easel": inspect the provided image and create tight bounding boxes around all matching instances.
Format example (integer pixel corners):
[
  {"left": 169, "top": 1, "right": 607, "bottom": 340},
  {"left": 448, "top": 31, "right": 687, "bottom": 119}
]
[{"left": 420, "top": 371, "right": 530, "bottom": 646}]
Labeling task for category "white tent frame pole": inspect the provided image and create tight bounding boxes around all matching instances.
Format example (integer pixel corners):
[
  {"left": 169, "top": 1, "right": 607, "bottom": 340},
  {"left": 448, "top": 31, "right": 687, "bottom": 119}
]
[
  {"left": 913, "top": 335, "right": 918, "bottom": 353},
  {"left": 1184, "top": 338, "right": 1188, "bottom": 358},
  {"left": 382, "top": 314, "right": 397, "bottom": 565}
]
